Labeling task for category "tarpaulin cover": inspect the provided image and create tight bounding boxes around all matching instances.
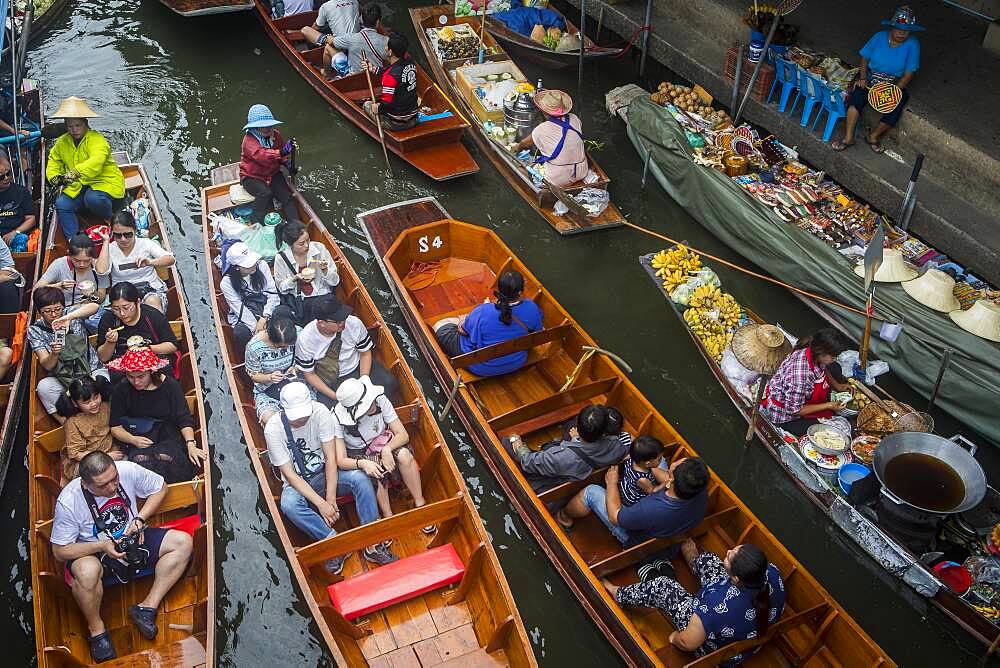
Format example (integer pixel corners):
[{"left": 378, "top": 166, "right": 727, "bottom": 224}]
[
  {"left": 625, "top": 96, "right": 1000, "bottom": 448},
  {"left": 493, "top": 6, "right": 566, "bottom": 36}
]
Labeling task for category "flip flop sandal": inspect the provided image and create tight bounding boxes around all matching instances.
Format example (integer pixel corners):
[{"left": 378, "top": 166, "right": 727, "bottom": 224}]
[
  {"left": 555, "top": 510, "right": 574, "bottom": 532},
  {"left": 865, "top": 135, "right": 885, "bottom": 154},
  {"left": 637, "top": 563, "right": 663, "bottom": 583},
  {"left": 422, "top": 524, "right": 438, "bottom": 535},
  {"left": 653, "top": 559, "right": 677, "bottom": 581},
  {"left": 88, "top": 630, "right": 117, "bottom": 663},
  {"left": 830, "top": 140, "right": 854, "bottom": 151}
]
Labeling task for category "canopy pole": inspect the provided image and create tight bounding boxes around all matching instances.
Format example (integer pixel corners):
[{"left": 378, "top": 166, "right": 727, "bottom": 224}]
[
  {"left": 577, "top": 0, "right": 586, "bottom": 96},
  {"left": 745, "top": 376, "right": 769, "bottom": 444},
  {"left": 734, "top": 16, "right": 780, "bottom": 125},
  {"left": 639, "top": 0, "right": 653, "bottom": 80},
  {"left": 8, "top": 0, "right": 23, "bottom": 185},
  {"left": 730, "top": 42, "right": 743, "bottom": 114},
  {"left": 926, "top": 349, "right": 952, "bottom": 413},
  {"left": 16, "top": 0, "right": 33, "bottom": 83}
]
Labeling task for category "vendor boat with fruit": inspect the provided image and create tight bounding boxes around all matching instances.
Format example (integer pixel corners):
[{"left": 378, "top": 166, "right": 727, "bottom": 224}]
[{"left": 410, "top": 4, "right": 624, "bottom": 235}]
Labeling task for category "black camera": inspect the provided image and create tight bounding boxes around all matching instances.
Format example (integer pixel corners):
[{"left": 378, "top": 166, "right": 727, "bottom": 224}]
[{"left": 115, "top": 529, "right": 150, "bottom": 568}]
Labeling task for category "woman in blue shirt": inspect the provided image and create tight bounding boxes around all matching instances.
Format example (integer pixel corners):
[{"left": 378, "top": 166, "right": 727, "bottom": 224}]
[
  {"left": 833, "top": 6, "right": 923, "bottom": 153},
  {"left": 433, "top": 268, "right": 543, "bottom": 377}
]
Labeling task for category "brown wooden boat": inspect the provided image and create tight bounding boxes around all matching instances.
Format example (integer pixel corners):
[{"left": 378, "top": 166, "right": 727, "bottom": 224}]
[
  {"left": 28, "top": 160, "right": 216, "bottom": 667},
  {"left": 3, "top": 0, "right": 74, "bottom": 58},
  {"left": 483, "top": 5, "right": 622, "bottom": 69},
  {"left": 359, "top": 197, "right": 896, "bottom": 667},
  {"left": 0, "top": 84, "right": 47, "bottom": 492},
  {"left": 410, "top": 5, "right": 623, "bottom": 236},
  {"left": 639, "top": 250, "right": 1000, "bottom": 649},
  {"left": 201, "top": 163, "right": 535, "bottom": 667},
  {"left": 252, "top": 0, "right": 479, "bottom": 182},
  {"left": 158, "top": 0, "right": 254, "bottom": 17}
]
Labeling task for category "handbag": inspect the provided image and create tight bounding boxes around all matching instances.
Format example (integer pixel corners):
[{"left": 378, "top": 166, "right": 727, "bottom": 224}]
[
  {"left": 364, "top": 429, "right": 394, "bottom": 457},
  {"left": 276, "top": 251, "right": 307, "bottom": 325},
  {"left": 120, "top": 415, "right": 160, "bottom": 435},
  {"left": 312, "top": 336, "right": 343, "bottom": 389},
  {"left": 51, "top": 329, "right": 92, "bottom": 388}
]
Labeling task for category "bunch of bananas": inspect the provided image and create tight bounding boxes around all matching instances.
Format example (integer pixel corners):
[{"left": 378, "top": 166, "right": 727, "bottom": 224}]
[
  {"left": 683, "top": 285, "right": 743, "bottom": 361},
  {"left": 847, "top": 379, "right": 871, "bottom": 409},
  {"left": 974, "top": 605, "right": 1000, "bottom": 621},
  {"left": 652, "top": 245, "right": 702, "bottom": 293}
]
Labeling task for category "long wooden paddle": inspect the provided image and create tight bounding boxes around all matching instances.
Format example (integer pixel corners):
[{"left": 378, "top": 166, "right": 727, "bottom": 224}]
[{"left": 363, "top": 57, "right": 392, "bottom": 176}]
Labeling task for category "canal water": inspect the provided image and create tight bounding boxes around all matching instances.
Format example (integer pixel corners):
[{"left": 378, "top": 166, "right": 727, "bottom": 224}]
[{"left": 3, "top": 1, "right": 997, "bottom": 665}]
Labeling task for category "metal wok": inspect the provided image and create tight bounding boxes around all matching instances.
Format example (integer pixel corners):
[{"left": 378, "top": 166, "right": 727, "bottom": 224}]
[{"left": 873, "top": 432, "right": 987, "bottom": 514}]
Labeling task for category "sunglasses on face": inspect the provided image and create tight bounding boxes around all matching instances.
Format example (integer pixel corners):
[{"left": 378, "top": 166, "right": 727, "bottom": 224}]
[{"left": 112, "top": 231, "right": 134, "bottom": 239}]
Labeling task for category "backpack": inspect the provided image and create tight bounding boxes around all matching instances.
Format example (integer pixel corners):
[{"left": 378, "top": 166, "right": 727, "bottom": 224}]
[{"left": 51, "top": 330, "right": 92, "bottom": 387}]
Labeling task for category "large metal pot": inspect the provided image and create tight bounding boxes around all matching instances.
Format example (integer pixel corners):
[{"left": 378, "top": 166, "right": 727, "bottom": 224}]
[
  {"left": 504, "top": 91, "right": 540, "bottom": 142},
  {"left": 873, "top": 432, "right": 987, "bottom": 514}
]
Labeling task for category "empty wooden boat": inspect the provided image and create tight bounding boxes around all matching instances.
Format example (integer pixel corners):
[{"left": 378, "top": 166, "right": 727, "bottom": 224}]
[
  {"left": 410, "top": 5, "right": 624, "bottom": 236},
  {"left": 28, "top": 160, "right": 216, "bottom": 667},
  {"left": 484, "top": 5, "right": 622, "bottom": 69},
  {"left": 360, "top": 197, "right": 896, "bottom": 667},
  {"left": 201, "top": 163, "right": 534, "bottom": 667},
  {"left": 252, "top": 1, "right": 479, "bottom": 181},
  {"left": 0, "top": 84, "right": 47, "bottom": 492},
  {"left": 158, "top": 0, "right": 254, "bottom": 17}
]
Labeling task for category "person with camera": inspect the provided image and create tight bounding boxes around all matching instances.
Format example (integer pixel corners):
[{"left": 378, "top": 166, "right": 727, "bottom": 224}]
[{"left": 50, "top": 451, "right": 193, "bottom": 663}]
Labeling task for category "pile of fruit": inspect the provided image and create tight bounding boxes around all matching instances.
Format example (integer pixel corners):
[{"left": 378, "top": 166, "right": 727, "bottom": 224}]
[
  {"left": 651, "top": 245, "right": 701, "bottom": 293},
  {"left": 683, "top": 285, "right": 742, "bottom": 361},
  {"left": 435, "top": 25, "right": 482, "bottom": 61},
  {"left": 650, "top": 83, "right": 731, "bottom": 127},
  {"left": 846, "top": 379, "right": 871, "bottom": 410}
]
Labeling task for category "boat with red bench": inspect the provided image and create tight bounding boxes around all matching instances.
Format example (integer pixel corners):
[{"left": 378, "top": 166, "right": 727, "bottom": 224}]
[
  {"left": 201, "top": 164, "right": 535, "bottom": 667},
  {"left": 157, "top": 0, "right": 254, "bottom": 17}
]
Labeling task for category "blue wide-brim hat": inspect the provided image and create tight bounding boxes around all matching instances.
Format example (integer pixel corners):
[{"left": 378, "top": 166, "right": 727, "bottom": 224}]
[
  {"left": 882, "top": 5, "right": 925, "bottom": 32},
  {"left": 243, "top": 103, "right": 283, "bottom": 130}
]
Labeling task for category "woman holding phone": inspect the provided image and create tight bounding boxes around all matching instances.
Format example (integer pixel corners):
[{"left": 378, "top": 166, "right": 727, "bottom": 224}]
[
  {"left": 96, "top": 210, "right": 175, "bottom": 313},
  {"left": 244, "top": 309, "right": 304, "bottom": 425}
]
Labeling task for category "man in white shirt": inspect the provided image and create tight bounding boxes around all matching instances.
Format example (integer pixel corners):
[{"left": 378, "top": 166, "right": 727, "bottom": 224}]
[
  {"left": 50, "top": 452, "right": 193, "bottom": 663},
  {"left": 294, "top": 295, "right": 398, "bottom": 407},
  {"left": 273, "top": 0, "right": 314, "bottom": 18},
  {"left": 264, "top": 382, "right": 396, "bottom": 573},
  {"left": 300, "top": 0, "right": 361, "bottom": 76}
]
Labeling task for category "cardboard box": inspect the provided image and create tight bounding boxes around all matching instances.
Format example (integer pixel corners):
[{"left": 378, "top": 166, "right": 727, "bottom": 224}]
[{"left": 455, "top": 60, "right": 529, "bottom": 123}]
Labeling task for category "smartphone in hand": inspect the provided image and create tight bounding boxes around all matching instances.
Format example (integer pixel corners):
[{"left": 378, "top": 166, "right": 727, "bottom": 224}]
[{"left": 53, "top": 327, "right": 66, "bottom": 347}]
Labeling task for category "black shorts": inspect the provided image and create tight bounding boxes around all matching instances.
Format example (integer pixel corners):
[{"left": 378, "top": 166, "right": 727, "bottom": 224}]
[
  {"left": 434, "top": 323, "right": 463, "bottom": 357},
  {"left": 64, "top": 527, "right": 170, "bottom": 587}
]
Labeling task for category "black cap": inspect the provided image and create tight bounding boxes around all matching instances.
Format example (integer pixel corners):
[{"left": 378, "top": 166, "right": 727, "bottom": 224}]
[{"left": 314, "top": 295, "right": 352, "bottom": 322}]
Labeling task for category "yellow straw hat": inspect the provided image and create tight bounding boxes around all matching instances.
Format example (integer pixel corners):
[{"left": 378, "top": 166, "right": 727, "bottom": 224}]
[
  {"left": 901, "top": 268, "right": 960, "bottom": 312},
  {"left": 51, "top": 96, "right": 100, "bottom": 119},
  {"left": 731, "top": 323, "right": 792, "bottom": 375},
  {"left": 949, "top": 300, "right": 1000, "bottom": 343},
  {"left": 853, "top": 247, "right": 918, "bottom": 283},
  {"left": 533, "top": 89, "right": 573, "bottom": 116}
]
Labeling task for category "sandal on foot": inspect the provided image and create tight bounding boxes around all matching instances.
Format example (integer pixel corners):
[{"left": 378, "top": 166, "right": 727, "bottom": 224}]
[
  {"left": 128, "top": 604, "right": 159, "bottom": 640},
  {"left": 865, "top": 134, "right": 885, "bottom": 154},
  {"left": 830, "top": 139, "right": 853, "bottom": 151},
  {"left": 653, "top": 559, "right": 677, "bottom": 580},
  {"left": 88, "top": 630, "right": 117, "bottom": 663},
  {"left": 422, "top": 524, "right": 438, "bottom": 535},
  {"left": 555, "top": 510, "right": 574, "bottom": 531}
]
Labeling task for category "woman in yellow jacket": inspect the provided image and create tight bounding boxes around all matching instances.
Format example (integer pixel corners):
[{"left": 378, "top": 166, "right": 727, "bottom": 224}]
[{"left": 46, "top": 97, "right": 125, "bottom": 238}]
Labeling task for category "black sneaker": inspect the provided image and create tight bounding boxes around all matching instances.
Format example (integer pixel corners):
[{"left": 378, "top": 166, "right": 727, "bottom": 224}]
[
  {"left": 88, "top": 630, "right": 116, "bottom": 663},
  {"left": 653, "top": 559, "right": 677, "bottom": 581},
  {"left": 325, "top": 555, "right": 346, "bottom": 575},
  {"left": 637, "top": 563, "right": 663, "bottom": 583},
  {"left": 128, "top": 604, "right": 158, "bottom": 640},
  {"left": 364, "top": 544, "right": 399, "bottom": 566}
]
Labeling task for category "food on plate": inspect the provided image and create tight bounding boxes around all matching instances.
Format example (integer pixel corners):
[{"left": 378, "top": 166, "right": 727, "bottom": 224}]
[
  {"left": 811, "top": 427, "right": 847, "bottom": 452},
  {"left": 850, "top": 435, "right": 880, "bottom": 465}
]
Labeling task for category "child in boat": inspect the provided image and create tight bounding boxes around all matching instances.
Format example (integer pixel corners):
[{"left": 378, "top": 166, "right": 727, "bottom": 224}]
[
  {"left": 55, "top": 375, "right": 124, "bottom": 482},
  {"left": 564, "top": 405, "right": 632, "bottom": 449},
  {"left": 618, "top": 436, "right": 670, "bottom": 507}
]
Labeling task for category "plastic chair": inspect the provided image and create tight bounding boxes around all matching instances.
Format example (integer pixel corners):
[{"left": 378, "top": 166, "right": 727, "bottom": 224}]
[
  {"left": 790, "top": 68, "right": 826, "bottom": 128},
  {"left": 814, "top": 84, "right": 848, "bottom": 142},
  {"left": 767, "top": 55, "right": 799, "bottom": 113}
]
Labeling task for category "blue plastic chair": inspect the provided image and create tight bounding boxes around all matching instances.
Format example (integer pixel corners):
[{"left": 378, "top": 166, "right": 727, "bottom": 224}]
[
  {"left": 814, "top": 84, "right": 848, "bottom": 142},
  {"left": 790, "top": 68, "right": 826, "bottom": 128},
  {"left": 767, "top": 55, "right": 799, "bottom": 113}
]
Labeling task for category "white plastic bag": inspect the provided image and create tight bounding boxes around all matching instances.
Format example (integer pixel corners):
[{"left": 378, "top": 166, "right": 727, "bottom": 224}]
[
  {"left": 721, "top": 345, "right": 761, "bottom": 395},
  {"left": 573, "top": 188, "right": 609, "bottom": 217},
  {"left": 210, "top": 212, "right": 251, "bottom": 241}
]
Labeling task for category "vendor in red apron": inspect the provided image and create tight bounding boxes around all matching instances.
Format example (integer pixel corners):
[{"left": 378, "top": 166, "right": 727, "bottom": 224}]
[
  {"left": 511, "top": 89, "right": 587, "bottom": 187},
  {"left": 759, "top": 329, "right": 852, "bottom": 436}
]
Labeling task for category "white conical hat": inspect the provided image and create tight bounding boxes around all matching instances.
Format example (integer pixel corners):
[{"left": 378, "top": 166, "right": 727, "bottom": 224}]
[
  {"left": 949, "top": 300, "right": 1000, "bottom": 343},
  {"left": 51, "top": 96, "right": 100, "bottom": 119},
  {"left": 854, "top": 247, "right": 918, "bottom": 283},
  {"left": 901, "top": 268, "right": 960, "bottom": 312}
]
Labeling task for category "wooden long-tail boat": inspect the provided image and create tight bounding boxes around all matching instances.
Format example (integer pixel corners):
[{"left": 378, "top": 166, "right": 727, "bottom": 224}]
[
  {"left": 252, "top": 1, "right": 479, "bottom": 182},
  {"left": 157, "top": 0, "right": 254, "bottom": 17},
  {"left": 200, "top": 163, "right": 535, "bottom": 667},
  {"left": 410, "top": 5, "right": 624, "bottom": 236},
  {"left": 0, "top": 83, "right": 47, "bottom": 492},
  {"left": 28, "top": 159, "right": 216, "bottom": 667},
  {"left": 639, "top": 250, "right": 1000, "bottom": 649},
  {"left": 2, "top": 0, "right": 74, "bottom": 59},
  {"left": 359, "top": 197, "right": 896, "bottom": 667},
  {"left": 483, "top": 4, "right": 622, "bottom": 69}
]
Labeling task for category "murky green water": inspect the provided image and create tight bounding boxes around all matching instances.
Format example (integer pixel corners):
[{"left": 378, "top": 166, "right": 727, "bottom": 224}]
[{"left": 1, "top": 1, "right": 996, "bottom": 665}]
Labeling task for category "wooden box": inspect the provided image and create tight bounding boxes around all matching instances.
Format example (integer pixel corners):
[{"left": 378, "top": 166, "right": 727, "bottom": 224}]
[{"left": 455, "top": 60, "right": 529, "bottom": 124}]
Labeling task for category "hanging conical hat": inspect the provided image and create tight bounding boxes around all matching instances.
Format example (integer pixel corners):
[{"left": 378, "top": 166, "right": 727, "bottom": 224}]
[
  {"left": 51, "top": 96, "right": 100, "bottom": 119},
  {"left": 949, "top": 300, "right": 1000, "bottom": 343},
  {"left": 853, "top": 247, "right": 918, "bottom": 283},
  {"left": 731, "top": 323, "right": 792, "bottom": 374},
  {"left": 901, "top": 268, "right": 960, "bottom": 312}
]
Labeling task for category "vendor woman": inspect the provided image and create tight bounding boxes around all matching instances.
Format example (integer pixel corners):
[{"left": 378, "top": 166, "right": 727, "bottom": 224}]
[
  {"left": 511, "top": 89, "right": 587, "bottom": 187},
  {"left": 832, "top": 5, "right": 922, "bottom": 154},
  {"left": 760, "top": 329, "right": 852, "bottom": 436}
]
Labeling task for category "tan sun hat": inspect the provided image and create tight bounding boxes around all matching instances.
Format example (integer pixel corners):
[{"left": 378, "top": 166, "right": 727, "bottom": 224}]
[
  {"left": 853, "top": 247, "right": 918, "bottom": 283},
  {"left": 533, "top": 89, "right": 573, "bottom": 116},
  {"left": 51, "top": 96, "right": 100, "bottom": 119},
  {"left": 731, "top": 323, "right": 792, "bottom": 375},
  {"left": 949, "top": 300, "right": 1000, "bottom": 343},
  {"left": 901, "top": 268, "right": 960, "bottom": 312}
]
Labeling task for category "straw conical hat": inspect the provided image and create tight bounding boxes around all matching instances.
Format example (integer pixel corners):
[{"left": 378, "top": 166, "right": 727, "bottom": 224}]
[
  {"left": 51, "top": 96, "right": 100, "bottom": 119},
  {"left": 949, "top": 300, "right": 1000, "bottom": 343},
  {"left": 853, "top": 247, "right": 918, "bottom": 283},
  {"left": 731, "top": 323, "right": 792, "bottom": 374},
  {"left": 901, "top": 268, "right": 960, "bottom": 312}
]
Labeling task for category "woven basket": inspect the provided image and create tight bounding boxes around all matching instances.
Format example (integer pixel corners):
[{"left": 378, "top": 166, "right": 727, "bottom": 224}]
[{"left": 857, "top": 400, "right": 914, "bottom": 434}]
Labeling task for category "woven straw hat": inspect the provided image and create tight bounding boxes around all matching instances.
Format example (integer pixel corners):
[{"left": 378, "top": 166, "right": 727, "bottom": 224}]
[
  {"left": 731, "top": 323, "right": 792, "bottom": 374},
  {"left": 533, "top": 89, "right": 573, "bottom": 116},
  {"left": 51, "top": 96, "right": 100, "bottom": 119},
  {"left": 901, "top": 268, "right": 960, "bottom": 312},
  {"left": 949, "top": 300, "right": 1000, "bottom": 343},
  {"left": 853, "top": 247, "right": 918, "bottom": 283}
]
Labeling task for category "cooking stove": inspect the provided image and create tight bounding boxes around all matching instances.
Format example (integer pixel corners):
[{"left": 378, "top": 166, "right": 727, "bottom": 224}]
[{"left": 873, "top": 493, "right": 944, "bottom": 554}]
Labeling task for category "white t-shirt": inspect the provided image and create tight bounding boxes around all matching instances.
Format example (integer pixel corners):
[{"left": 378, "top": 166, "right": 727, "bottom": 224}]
[
  {"left": 51, "top": 461, "right": 165, "bottom": 545},
  {"left": 272, "top": 241, "right": 339, "bottom": 296},
  {"left": 333, "top": 394, "right": 397, "bottom": 456},
  {"left": 282, "top": 0, "right": 314, "bottom": 16},
  {"left": 264, "top": 402, "right": 338, "bottom": 483},
  {"left": 316, "top": 0, "right": 359, "bottom": 37},
  {"left": 39, "top": 256, "right": 111, "bottom": 306},
  {"left": 108, "top": 238, "right": 172, "bottom": 292},
  {"left": 294, "top": 315, "right": 373, "bottom": 377}
]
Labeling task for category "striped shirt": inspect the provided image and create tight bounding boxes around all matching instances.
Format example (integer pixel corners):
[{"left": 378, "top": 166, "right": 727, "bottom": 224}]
[
  {"left": 294, "top": 315, "right": 373, "bottom": 377},
  {"left": 618, "top": 457, "right": 656, "bottom": 506}
]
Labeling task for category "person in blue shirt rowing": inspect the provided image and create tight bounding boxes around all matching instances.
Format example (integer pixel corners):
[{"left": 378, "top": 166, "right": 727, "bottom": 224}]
[{"left": 832, "top": 5, "right": 923, "bottom": 154}]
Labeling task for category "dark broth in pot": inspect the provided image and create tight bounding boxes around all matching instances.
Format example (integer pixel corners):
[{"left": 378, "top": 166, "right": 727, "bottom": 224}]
[{"left": 884, "top": 453, "right": 966, "bottom": 512}]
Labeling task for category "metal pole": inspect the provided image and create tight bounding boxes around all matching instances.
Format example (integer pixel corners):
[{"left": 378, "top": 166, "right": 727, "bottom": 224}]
[
  {"left": 16, "top": 0, "right": 33, "bottom": 82},
  {"left": 730, "top": 42, "right": 743, "bottom": 114},
  {"left": 639, "top": 0, "right": 653, "bottom": 80},
  {"left": 8, "top": 0, "right": 23, "bottom": 186},
  {"left": 895, "top": 153, "right": 924, "bottom": 229},
  {"left": 596, "top": 3, "right": 604, "bottom": 44},
  {"left": 577, "top": 0, "right": 586, "bottom": 95},
  {"left": 734, "top": 16, "right": 780, "bottom": 125},
  {"left": 926, "top": 349, "right": 952, "bottom": 413}
]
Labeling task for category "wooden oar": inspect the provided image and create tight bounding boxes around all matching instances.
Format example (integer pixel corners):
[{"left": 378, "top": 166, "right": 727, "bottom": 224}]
[{"left": 363, "top": 58, "right": 392, "bottom": 176}]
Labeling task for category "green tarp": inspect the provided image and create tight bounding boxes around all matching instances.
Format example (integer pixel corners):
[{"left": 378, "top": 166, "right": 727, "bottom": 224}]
[{"left": 625, "top": 96, "right": 1000, "bottom": 447}]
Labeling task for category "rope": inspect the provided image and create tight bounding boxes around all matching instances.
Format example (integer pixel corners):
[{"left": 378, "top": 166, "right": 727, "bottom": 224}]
[
  {"left": 560, "top": 346, "right": 633, "bottom": 392},
  {"left": 612, "top": 24, "right": 650, "bottom": 59},
  {"left": 620, "top": 219, "right": 881, "bottom": 320}
]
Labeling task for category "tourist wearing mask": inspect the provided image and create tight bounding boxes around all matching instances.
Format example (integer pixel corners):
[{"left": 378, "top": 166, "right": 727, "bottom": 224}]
[{"left": 95, "top": 210, "right": 175, "bottom": 313}]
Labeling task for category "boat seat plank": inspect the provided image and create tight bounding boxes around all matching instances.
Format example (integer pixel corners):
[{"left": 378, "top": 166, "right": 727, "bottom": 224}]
[
  {"left": 486, "top": 376, "right": 619, "bottom": 432},
  {"left": 498, "top": 398, "right": 589, "bottom": 441},
  {"left": 449, "top": 323, "right": 571, "bottom": 370},
  {"left": 537, "top": 460, "right": 624, "bottom": 504}
]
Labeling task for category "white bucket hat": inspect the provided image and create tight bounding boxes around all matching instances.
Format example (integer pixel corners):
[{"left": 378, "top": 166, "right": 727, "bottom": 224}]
[
  {"left": 280, "top": 382, "right": 314, "bottom": 421},
  {"left": 226, "top": 241, "right": 262, "bottom": 269},
  {"left": 853, "top": 247, "right": 918, "bottom": 283},
  {"left": 334, "top": 376, "right": 384, "bottom": 426}
]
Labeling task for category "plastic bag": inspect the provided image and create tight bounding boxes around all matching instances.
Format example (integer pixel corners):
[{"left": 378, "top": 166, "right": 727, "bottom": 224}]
[
  {"left": 129, "top": 197, "right": 151, "bottom": 237},
  {"left": 670, "top": 283, "right": 695, "bottom": 305},
  {"left": 210, "top": 212, "right": 251, "bottom": 242},
  {"left": 555, "top": 33, "right": 581, "bottom": 53},
  {"left": 573, "top": 188, "right": 609, "bottom": 217},
  {"left": 721, "top": 346, "right": 760, "bottom": 396},
  {"left": 689, "top": 268, "right": 720, "bottom": 289}
]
